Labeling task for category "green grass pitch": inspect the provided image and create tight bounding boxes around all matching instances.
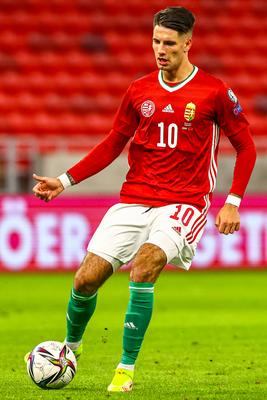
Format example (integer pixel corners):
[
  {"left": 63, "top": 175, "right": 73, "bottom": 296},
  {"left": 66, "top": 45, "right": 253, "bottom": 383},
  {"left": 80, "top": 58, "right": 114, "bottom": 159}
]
[{"left": 1, "top": 270, "right": 267, "bottom": 400}]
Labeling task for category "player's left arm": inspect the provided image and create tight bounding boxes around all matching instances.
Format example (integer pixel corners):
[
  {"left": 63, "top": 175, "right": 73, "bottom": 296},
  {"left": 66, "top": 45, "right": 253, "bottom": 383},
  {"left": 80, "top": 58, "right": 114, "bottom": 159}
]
[
  {"left": 214, "top": 84, "right": 257, "bottom": 235},
  {"left": 215, "top": 126, "right": 256, "bottom": 234}
]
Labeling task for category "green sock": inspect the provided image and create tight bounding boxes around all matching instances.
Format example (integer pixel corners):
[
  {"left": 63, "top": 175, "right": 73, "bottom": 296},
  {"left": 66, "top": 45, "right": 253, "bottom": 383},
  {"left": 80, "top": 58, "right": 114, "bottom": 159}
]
[
  {"left": 121, "top": 281, "right": 154, "bottom": 365},
  {"left": 66, "top": 288, "right": 97, "bottom": 343}
]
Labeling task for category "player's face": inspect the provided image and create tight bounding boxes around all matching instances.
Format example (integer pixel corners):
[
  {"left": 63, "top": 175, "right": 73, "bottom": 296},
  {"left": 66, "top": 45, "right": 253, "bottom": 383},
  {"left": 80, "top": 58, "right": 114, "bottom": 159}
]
[{"left": 152, "top": 25, "right": 192, "bottom": 75}]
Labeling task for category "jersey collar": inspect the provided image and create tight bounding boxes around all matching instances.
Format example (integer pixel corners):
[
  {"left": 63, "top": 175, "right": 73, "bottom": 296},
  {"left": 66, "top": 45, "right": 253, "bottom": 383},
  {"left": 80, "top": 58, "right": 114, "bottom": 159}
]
[{"left": 158, "top": 66, "right": 198, "bottom": 92}]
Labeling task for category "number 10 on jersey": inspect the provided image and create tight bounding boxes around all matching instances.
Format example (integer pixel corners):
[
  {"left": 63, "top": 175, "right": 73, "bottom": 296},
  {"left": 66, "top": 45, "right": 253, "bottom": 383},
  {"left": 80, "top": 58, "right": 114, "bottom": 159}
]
[{"left": 157, "top": 122, "right": 178, "bottom": 149}]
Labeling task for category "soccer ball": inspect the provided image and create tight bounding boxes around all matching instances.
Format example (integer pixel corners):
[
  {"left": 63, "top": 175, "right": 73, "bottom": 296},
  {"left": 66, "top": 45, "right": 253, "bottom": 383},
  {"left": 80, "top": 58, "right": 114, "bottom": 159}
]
[{"left": 26, "top": 341, "right": 77, "bottom": 389}]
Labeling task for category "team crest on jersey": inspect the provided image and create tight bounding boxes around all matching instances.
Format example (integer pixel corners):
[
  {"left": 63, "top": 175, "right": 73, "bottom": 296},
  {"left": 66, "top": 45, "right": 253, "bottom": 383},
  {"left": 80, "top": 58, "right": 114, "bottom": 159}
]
[
  {"left": 141, "top": 100, "right": 155, "bottom": 117},
  {"left": 184, "top": 102, "right": 196, "bottom": 121}
]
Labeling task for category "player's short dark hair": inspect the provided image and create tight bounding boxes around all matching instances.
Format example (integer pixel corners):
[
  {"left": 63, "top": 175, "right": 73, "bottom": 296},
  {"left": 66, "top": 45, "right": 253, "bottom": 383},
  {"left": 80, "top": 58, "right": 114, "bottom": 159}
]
[{"left": 153, "top": 6, "right": 195, "bottom": 34}]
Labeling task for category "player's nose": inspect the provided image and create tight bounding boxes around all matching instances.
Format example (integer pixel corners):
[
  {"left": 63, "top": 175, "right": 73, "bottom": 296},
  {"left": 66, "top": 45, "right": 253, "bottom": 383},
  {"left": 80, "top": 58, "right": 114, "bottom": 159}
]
[{"left": 157, "top": 43, "right": 166, "bottom": 55}]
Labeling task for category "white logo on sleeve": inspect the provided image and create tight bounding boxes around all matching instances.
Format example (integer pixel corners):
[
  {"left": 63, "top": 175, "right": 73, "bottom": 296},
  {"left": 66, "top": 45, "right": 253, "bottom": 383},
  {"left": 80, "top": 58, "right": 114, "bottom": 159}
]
[
  {"left": 162, "top": 104, "right": 174, "bottom": 113},
  {"left": 124, "top": 322, "right": 138, "bottom": 330}
]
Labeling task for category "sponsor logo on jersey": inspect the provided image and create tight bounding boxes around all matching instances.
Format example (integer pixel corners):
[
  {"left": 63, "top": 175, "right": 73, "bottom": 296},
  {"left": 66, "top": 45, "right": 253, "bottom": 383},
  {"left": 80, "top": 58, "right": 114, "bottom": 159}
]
[
  {"left": 184, "top": 102, "right": 196, "bottom": 121},
  {"left": 227, "top": 88, "right": 238, "bottom": 103},
  {"left": 162, "top": 104, "right": 174, "bottom": 113},
  {"left": 141, "top": 100, "right": 155, "bottom": 117}
]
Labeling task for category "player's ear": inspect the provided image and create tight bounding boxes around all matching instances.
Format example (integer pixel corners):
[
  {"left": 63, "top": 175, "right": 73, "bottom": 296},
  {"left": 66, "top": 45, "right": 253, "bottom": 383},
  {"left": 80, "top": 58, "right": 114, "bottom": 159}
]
[{"left": 184, "top": 35, "right": 192, "bottom": 52}]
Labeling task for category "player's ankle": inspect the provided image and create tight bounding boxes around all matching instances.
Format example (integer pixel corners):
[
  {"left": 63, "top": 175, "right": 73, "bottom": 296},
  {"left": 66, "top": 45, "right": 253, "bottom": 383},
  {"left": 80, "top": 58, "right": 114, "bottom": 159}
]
[
  {"left": 117, "top": 362, "right": 135, "bottom": 371},
  {"left": 64, "top": 339, "right": 82, "bottom": 351}
]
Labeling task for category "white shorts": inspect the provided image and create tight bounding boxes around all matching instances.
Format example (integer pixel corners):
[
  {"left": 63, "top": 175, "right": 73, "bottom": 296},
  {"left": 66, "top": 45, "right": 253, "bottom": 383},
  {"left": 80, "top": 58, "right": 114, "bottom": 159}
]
[{"left": 88, "top": 203, "right": 207, "bottom": 271}]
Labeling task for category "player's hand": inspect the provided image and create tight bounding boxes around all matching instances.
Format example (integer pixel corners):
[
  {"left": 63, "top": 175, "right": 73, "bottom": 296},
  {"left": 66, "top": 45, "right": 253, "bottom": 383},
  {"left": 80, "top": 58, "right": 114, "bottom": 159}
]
[
  {"left": 215, "top": 203, "right": 240, "bottom": 235},
  {"left": 32, "top": 173, "right": 64, "bottom": 202}
]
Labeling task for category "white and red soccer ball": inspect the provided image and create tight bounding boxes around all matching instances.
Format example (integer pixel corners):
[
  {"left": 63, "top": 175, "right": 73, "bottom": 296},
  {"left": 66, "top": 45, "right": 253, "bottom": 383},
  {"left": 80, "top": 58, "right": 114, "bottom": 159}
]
[{"left": 26, "top": 341, "right": 77, "bottom": 389}]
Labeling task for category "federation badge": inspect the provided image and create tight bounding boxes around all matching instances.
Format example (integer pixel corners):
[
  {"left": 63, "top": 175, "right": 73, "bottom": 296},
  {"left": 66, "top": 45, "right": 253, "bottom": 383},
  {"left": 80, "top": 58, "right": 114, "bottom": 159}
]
[
  {"left": 141, "top": 100, "right": 155, "bottom": 117},
  {"left": 184, "top": 102, "right": 196, "bottom": 121},
  {"left": 227, "top": 88, "right": 238, "bottom": 103}
]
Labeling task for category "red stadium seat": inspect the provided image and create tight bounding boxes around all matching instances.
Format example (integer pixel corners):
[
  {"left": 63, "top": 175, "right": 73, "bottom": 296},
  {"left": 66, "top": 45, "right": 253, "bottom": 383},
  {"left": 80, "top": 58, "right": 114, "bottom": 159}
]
[
  {"left": 69, "top": 94, "right": 95, "bottom": 114},
  {"left": 43, "top": 93, "right": 68, "bottom": 114},
  {"left": 63, "top": 51, "right": 92, "bottom": 74},
  {"left": 32, "top": 112, "right": 61, "bottom": 134},
  {"left": 8, "top": 11, "right": 38, "bottom": 33},
  {"left": 0, "top": 52, "right": 18, "bottom": 73},
  {"left": 15, "top": 51, "right": 39, "bottom": 73},
  {"left": 94, "top": 93, "right": 120, "bottom": 113},
  {"left": 61, "top": 13, "right": 90, "bottom": 34},
  {"left": 37, "top": 52, "right": 65, "bottom": 74},
  {"left": 77, "top": 72, "right": 108, "bottom": 95},
  {"left": 16, "top": 93, "right": 42, "bottom": 114},
  {"left": 1, "top": 72, "right": 28, "bottom": 93},
  {"left": 35, "top": 12, "right": 62, "bottom": 34},
  {"left": 0, "top": 30, "right": 26, "bottom": 53},
  {"left": 104, "top": 72, "right": 131, "bottom": 94},
  {"left": 0, "top": 0, "right": 264, "bottom": 139},
  {"left": 8, "top": 112, "right": 35, "bottom": 134},
  {"left": 27, "top": 72, "right": 55, "bottom": 94},
  {"left": 82, "top": 113, "right": 112, "bottom": 135},
  {"left": 77, "top": 0, "right": 105, "bottom": 12},
  {"left": 58, "top": 113, "right": 85, "bottom": 134},
  {"left": 0, "top": 93, "right": 14, "bottom": 113}
]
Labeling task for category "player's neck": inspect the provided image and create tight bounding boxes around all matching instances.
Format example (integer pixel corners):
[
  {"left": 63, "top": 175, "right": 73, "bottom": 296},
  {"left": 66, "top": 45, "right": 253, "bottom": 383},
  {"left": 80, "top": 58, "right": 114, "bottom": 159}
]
[{"left": 162, "top": 62, "right": 194, "bottom": 84}]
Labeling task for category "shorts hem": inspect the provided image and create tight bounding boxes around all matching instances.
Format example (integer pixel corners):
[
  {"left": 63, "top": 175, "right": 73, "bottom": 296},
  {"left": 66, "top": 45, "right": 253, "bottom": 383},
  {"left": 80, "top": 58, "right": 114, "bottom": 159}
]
[{"left": 88, "top": 248, "right": 123, "bottom": 272}]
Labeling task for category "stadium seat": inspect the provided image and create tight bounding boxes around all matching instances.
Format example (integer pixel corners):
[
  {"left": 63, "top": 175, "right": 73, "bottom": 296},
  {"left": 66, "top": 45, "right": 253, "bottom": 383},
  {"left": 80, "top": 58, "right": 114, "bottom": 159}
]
[
  {"left": 0, "top": 0, "right": 264, "bottom": 139},
  {"left": 69, "top": 94, "right": 95, "bottom": 114},
  {"left": 8, "top": 112, "right": 34, "bottom": 134},
  {"left": 43, "top": 93, "right": 68, "bottom": 114},
  {"left": 8, "top": 11, "right": 38, "bottom": 33},
  {"left": 0, "top": 52, "right": 18, "bottom": 73},
  {"left": 94, "top": 93, "right": 121, "bottom": 113},
  {"left": 1, "top": 72, "right": 28, "bottom": 93},
  {"left": 77, "top": 72, "right": 108, "bottom": 95},
  {"left": 16, "top": 93, "right": 42, "bottom": 114},
  {"left": 27, "top": 32, "right": 56, "bottom": 52},
  {"left": 27, "top": 72, "right": 55, "bottom": 94},
  {"left": 15, "top": 51, "right": 39, "bottom": 73},
  {"left": 0, "top": 93, "right": 14, "bottom": 113},
  {"left": 0, "top": 30, "right": 25, "bottom": 53},
  {"left": 64, "top": 51, "right": 92, "bottom": 74}
]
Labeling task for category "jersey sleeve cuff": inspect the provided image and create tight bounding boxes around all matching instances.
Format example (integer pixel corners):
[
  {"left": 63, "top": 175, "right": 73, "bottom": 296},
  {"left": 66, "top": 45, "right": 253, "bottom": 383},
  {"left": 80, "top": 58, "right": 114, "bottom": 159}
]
[
  {"left": 57, "top": 173, "right": 72, "bottom": 189},
  {"left": 225, "top": 194, "right": 241, "bottom": 207}
]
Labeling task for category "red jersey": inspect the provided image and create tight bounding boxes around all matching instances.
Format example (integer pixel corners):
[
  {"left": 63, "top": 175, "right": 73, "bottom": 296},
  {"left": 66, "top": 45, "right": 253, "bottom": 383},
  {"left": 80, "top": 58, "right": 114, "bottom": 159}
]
[{"left": 112, "top": 67, "right": 250, "bottom": 211}]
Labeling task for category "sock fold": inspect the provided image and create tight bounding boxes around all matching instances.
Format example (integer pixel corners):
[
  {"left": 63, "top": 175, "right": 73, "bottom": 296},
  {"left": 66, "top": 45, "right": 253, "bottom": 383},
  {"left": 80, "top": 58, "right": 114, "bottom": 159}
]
[{"left": 66, "top": 288, "right": 97, "bottom": 343}]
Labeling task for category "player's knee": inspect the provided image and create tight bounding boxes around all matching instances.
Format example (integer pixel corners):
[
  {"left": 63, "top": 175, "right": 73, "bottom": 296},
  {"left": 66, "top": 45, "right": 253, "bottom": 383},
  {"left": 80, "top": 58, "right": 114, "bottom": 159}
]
[
  {"left": 130, "top": 243, "right": 167, "bottom": 283},
  {"left": 74, "top": 269, "right": 98, "bottom": 295},
  {"left": 74, "top": 252, "right": 113, "bottom": 295}
]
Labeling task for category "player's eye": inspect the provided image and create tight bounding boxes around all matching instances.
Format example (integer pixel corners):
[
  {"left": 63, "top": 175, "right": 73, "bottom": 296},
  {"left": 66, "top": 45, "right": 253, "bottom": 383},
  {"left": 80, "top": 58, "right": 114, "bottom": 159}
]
[{"left": 164, "top": 41, "right": 176, "bottom": 46}]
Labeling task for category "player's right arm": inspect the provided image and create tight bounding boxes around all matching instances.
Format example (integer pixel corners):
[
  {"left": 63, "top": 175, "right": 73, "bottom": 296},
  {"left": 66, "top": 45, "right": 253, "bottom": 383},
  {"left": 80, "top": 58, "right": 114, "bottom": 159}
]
[
  {"left": 33, "top": 83, "right": 138, "bottom": 202},
  {"left": 32, "top": 129, "right": 130, "bottom": 202}
]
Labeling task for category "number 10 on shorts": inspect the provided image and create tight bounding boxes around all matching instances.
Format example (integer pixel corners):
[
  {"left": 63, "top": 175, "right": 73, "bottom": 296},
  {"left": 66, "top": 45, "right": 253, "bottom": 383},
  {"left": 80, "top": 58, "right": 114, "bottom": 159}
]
[{"left": 170, "top": 205, "right": 195, "bottom": 226}]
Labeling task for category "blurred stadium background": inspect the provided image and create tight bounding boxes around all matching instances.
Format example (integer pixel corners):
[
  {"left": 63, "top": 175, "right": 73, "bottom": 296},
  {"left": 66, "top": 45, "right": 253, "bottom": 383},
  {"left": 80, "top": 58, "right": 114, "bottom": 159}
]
[{"left": 0, "top": 0, "right": 266, "bottom": 272}]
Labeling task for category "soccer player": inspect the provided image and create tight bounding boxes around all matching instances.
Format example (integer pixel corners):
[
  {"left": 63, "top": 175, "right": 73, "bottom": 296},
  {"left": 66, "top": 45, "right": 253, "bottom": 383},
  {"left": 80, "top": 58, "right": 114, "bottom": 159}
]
[{"left": 31, "top": 7, "right": 256, "bottom": 392}]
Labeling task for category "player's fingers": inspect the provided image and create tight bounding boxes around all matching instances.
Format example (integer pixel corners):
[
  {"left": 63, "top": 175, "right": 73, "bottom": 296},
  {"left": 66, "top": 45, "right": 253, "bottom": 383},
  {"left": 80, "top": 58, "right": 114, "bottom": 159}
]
[
  {"left": 33, "top": 173, "right": 47, "bottom": 183},
  {"left": 215, "top": 214, "right": 220, "bottom": 227},
  {"left": 235, "top": 222, "right": 240, "bottom": 231},
  {"left": 229, "top": 224, "right": 236, "bottom": 234},
  {"left": 34, "top": 190, "right": 51, "bottom": 200},
  {"left": 222, "top": 223, "right": 232, "bottom": 235},
  {"left": 218, "top": 222, "right": 226, "bottom": 234}
]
